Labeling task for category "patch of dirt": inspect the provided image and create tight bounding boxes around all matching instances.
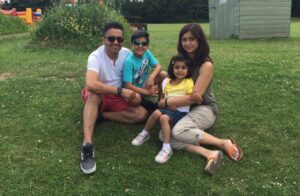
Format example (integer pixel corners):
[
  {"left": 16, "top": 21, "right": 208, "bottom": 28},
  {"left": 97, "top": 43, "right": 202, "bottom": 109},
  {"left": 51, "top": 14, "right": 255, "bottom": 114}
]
[
  {"left": 42, "top": 76, "right": 76, "bottom": 81},
  {"left": 0, "top": 72, "right": 14, "bottom": 81},
  {"left": 65, "top": 77, "right": 75, "bottom": 81},
  {"left": 0, "top": 33, "right": 30, "bottom": 41}
]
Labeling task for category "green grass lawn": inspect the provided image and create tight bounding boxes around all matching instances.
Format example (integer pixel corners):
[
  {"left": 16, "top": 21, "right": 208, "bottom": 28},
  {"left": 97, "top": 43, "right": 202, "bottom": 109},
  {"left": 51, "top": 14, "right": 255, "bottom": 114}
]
[{"left": 0, "top": 21, "right": 299, "bottom": 195}]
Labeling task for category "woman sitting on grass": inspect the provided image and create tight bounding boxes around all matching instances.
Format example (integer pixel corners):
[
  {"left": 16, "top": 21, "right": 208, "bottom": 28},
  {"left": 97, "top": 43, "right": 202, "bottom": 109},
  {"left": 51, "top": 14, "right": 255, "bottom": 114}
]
[
  {"left": 157, "top": 23, "right": 243, "bottom": 174},
  {"left": 131, "top": 54, "right": 194, "bottom": 164}
]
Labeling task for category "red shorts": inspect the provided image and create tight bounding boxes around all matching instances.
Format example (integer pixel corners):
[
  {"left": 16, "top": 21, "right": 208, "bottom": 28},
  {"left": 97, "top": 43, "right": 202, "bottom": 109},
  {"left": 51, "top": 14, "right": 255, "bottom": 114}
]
[{"left": 82, "top": 88, "right": 129, "bottom": 112}]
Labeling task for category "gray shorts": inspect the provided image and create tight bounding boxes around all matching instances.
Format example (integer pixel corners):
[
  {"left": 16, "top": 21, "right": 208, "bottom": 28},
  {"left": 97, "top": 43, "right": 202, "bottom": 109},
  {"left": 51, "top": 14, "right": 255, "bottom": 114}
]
[{"left": 159, "top": 105, "right": 216, "bottom": 150}]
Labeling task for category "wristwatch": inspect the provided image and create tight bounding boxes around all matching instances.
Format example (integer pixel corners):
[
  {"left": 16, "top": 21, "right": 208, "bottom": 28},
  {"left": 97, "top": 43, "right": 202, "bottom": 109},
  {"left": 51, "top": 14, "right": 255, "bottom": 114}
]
[{"left": 117, "top": 87, "right": 122, "bottom": 95}]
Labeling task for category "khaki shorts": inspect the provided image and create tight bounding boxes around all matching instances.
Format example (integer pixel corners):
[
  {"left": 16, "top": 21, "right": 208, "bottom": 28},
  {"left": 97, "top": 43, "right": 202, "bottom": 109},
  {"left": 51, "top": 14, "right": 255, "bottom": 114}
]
[{"left": 159, "top": 105, "right": 216, "bottom": 150}]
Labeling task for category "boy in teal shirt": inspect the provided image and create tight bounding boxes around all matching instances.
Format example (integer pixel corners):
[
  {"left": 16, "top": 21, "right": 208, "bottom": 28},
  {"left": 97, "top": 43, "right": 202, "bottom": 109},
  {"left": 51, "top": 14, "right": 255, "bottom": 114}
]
[{"left": 123, "top": 30, "right": 166, "bottom": 112}]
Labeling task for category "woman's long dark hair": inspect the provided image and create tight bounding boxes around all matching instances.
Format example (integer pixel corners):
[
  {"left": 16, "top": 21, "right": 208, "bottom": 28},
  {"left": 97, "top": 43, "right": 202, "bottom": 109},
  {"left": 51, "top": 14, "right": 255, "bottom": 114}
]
[{"left": 177, "top": 23, "right": 212, "bottom": 69}]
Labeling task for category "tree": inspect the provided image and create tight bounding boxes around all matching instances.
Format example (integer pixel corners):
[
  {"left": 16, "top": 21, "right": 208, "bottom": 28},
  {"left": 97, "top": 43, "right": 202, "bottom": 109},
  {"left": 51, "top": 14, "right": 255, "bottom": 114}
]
[
  {"left": 292, "top": 0, "right": 300, "bottom": 17},
  {"left": 7, "top": 0, "right": 53, "bottom": 11},
  {"left": 120, "top": 0, "right": 208, "bottom": 23}
]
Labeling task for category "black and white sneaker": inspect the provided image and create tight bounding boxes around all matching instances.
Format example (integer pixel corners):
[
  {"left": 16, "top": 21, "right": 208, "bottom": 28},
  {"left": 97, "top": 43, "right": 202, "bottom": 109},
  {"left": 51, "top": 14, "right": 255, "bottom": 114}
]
[{"left": 80, "top": 143, "right": 96, "bottom": 174}]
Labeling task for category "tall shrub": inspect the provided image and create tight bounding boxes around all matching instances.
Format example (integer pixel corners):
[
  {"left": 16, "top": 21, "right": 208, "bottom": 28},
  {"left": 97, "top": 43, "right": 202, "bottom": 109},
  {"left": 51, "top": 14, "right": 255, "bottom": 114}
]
[
  {"left": 0, "top": 14, "right": 28, "bottom": 36},
  {"left": 31, "top": 2, "right": 131, "bottom": 50}
]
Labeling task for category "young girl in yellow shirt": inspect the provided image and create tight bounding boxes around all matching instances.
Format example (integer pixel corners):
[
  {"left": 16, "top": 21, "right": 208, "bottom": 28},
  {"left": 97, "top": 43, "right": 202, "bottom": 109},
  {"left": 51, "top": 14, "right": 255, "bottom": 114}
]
[{"left": 131, "top": 54, "right": 194, "bottom": 163}]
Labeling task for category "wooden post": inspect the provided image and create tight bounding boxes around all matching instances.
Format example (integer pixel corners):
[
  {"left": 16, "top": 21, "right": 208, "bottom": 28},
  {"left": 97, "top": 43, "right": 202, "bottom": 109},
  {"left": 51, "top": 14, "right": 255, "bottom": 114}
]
[{"left": 25, "top": 8, "right": 33, "bottom": 25}]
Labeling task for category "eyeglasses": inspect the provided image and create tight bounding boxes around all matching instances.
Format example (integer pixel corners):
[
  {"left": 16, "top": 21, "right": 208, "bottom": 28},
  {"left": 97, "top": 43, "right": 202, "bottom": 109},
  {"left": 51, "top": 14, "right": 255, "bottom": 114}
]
[
  {"left": 105, "top": 36, "right": 124, "bottom": 43},
  {"left": 133, "top": 40, "right": 148, "bottom": 46},
  {"left": 174, "top": 65, "right": 187, "bottom": 70}
]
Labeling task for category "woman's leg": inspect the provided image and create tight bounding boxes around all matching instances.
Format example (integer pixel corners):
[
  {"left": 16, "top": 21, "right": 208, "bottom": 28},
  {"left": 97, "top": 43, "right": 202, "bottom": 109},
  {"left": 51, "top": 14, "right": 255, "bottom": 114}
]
[
  {"left": 159, "top": 130, "right": 181, "bottom": 148},
  {"left": 198, "top": 132, "right": 240, "bottom": 161},
  {"left": 172, "top": 106, "right": 216, "bottom": 146},
  {"left": 172, "top": 105, "right": 241, "bottom": 160},
  {"left": 184, "top": 144, "right": 217, "bottom": 160},
  {"left": 160, "top": 131, "right": 223, "bottom": 173},
  {"left": 185, "top": 144, "right": 223, "bottom": 174}
]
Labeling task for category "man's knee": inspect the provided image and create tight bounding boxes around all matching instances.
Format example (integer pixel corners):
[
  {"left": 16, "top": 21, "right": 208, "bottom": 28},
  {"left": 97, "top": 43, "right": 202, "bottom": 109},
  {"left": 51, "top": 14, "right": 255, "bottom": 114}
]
[{"left": 86, "top": 90, "right": 101, "bottom": 106}]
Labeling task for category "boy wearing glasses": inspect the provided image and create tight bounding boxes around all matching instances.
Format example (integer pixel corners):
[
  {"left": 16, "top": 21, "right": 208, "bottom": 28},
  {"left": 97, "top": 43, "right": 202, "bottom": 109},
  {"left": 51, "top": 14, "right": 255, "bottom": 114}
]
[
  {"left": 123, "top": 30, "right": 167, "bottom": 112},
  {"left": 80, "top": 22, "right": 148, "bottom": 175}
]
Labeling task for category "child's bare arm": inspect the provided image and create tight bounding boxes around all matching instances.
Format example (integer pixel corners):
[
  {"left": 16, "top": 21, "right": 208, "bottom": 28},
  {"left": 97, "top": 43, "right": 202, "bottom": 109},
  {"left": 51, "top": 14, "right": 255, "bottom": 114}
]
[
  {"left": 157, "top": 95, "right": 195, "bottom": 108},
  {"left": 146, "top": 64, "right": 162, "bottom": 88}
]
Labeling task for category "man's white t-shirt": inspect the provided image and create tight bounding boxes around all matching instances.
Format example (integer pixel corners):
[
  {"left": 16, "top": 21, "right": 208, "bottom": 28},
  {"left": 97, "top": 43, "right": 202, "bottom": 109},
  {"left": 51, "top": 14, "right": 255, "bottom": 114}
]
[{"left": 87, "top": 45, "right": 130, "bottom": 88}]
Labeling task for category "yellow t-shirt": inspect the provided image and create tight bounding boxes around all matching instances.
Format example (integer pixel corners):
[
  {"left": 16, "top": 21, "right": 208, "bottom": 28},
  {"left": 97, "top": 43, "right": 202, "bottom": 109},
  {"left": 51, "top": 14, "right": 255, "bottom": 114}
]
[{"left": 162, "top": 78, "right": 194, "bottom": 112}]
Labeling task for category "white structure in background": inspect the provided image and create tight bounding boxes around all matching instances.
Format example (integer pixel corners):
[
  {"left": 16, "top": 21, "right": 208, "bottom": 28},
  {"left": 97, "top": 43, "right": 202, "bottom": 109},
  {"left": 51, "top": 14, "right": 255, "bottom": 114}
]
[{"left": 209, "top": 0, "right": 292, "bottom": 39}]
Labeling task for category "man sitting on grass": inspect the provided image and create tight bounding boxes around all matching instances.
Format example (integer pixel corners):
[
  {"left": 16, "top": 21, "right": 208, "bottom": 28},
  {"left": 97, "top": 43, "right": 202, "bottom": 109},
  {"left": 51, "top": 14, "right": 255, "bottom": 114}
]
[{"left": 80, "top": 22, "right": 148, "bottom": 174}]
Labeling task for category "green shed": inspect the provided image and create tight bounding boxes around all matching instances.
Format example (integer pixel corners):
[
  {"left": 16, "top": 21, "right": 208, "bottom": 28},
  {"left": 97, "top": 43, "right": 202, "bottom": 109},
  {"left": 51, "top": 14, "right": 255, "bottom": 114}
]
[{"left": 209, "top": 0, "right": 292, "bottom": 39}]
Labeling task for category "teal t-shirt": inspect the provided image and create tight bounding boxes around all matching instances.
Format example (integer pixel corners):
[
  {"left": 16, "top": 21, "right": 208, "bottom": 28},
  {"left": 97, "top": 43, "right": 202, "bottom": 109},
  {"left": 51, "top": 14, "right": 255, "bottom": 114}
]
[{"left": 123, "top": 50, "right": 158, "bottom": 88}]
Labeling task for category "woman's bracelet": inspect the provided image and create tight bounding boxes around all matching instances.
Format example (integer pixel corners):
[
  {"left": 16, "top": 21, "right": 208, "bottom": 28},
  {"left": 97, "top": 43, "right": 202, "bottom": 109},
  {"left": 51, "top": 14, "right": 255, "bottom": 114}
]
[{"left": 164, "top": 98, "right": 168, "bottom": 108}]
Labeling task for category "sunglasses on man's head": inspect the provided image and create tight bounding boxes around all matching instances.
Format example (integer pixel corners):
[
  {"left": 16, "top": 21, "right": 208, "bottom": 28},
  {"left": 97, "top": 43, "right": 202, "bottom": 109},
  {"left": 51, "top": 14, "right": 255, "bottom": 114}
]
[
  {"left": 106, "top": 36, "right": 124, "bottom": 43},
  {"left": 133, "top": 40, "right": 148, "bottom": 46}
]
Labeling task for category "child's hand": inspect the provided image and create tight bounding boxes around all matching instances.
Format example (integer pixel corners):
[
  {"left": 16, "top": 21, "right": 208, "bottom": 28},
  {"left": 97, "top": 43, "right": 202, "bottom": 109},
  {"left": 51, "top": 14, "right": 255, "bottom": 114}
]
[
  {"left": 149, "top": 85, "right": 159, "bottom": 96},
  {"left": 128, "top": 93, "right": 141, "bottom": 106},
  {"left": 122, "top": 88, "right": 133, "bottom": 98},
  {"left": 145, "top": 78, "right": 155, "bottom": 90},
  {"left": 122, "top": 88, "right": 141, "bottom": 104},
  {"left": 157, "top": 99, "right": 165, "bottom": 108},
  {"left": 146, "top": 85, "right": 158, "bottom": 96}
]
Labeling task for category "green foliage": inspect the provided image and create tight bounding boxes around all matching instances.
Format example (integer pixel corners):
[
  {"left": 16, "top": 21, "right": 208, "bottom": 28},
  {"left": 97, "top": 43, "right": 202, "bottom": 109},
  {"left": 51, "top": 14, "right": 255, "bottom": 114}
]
[
  {"left": 292, "top": 0, "right": 300, "bottom": 17},
  {"left": 0, "top": 14, "right": 28, "bottom": 36},
  {"left": 30, "top": 2, "right": 131, "bottom": 50},
  {"left": 121, "top": 0, "right": 209, "bottom": 23}
]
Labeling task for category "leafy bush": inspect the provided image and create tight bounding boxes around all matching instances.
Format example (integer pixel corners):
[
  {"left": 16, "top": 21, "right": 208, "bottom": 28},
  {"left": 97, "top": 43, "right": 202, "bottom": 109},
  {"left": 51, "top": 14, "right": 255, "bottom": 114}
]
[
  {"left": 31, "top": 2, "right": 131, "bottom": 50},
  {"left": 0, "top": 14, "right": 28, "bottom": 36}
]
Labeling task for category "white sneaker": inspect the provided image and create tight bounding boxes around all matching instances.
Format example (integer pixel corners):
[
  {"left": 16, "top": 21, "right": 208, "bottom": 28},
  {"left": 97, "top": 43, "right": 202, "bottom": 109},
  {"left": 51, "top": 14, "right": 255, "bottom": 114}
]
[
  {"left": 155, "top": 149, "right": 173, "bottom": 164},
  {"left": 131, "top": 132, "right": 150, "bottom": 146}
]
